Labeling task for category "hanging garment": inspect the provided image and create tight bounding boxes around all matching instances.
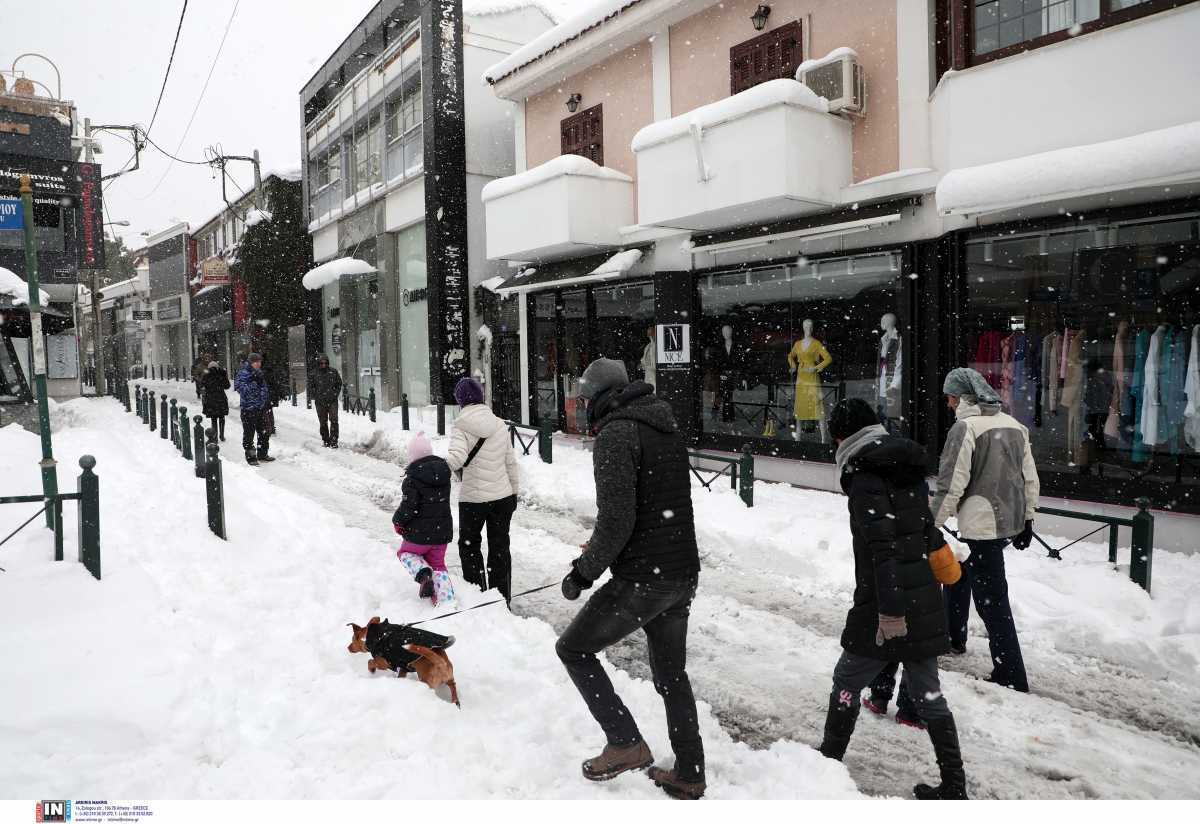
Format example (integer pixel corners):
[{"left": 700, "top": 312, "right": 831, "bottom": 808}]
[
  {"left": 1105, "top": 321, "right": 1129, "bottom": 441},
  {"left": 1000, "top": 334, "right": 1015, "bottom": 412},
  {"left": 788, "top": 338, "right": 832, "bottom": 421},
  {"left": 1140, "top": 326, "right": 1167, "bottom": 448},
  {"left": 974, "top": 330, "right": 1005, "bottom": 391},
  {"left": 1060, "top": 328, "right": 1073, "bottom": 383},
  {"left": 1041, "top": 332, "right": 1061, "bottom": 416},
  {"left": 1185, "top": 324, "right": 1200, "bottom": 452},
  {"left": 878, "top": 333, "right": 902, "bottom": 418},
  {"left": 1166, "top": 327, "right": 1189, "bottom": 455},
  {"left": 1130, "top": 328, "right": 1151, "bottom": 463},
  {"left": 1060, "top": 332, "right": 1085, "bottom": 456}
]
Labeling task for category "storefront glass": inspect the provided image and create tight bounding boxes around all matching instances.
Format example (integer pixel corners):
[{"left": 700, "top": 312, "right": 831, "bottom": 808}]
[
  {"left": 397, "top": 221, "right": 430, "bottom": 406},
  {"left": 696, "top": 251, "right": 907, "bottom": 452},
  {"left": 963, "top": 211, "right": 1200, "bottom": 507}
]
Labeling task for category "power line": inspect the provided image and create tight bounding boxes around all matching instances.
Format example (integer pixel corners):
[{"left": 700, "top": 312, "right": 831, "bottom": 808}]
[
  {"left": 137, "top": 128, "right": 209, "bottom": 166},
  {"left": 146, "top": 0, "right": 189, "bottom": 138}
]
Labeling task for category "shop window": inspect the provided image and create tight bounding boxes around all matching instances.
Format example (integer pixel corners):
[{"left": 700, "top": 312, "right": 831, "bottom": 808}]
[
  {"left": 730, "top": 20, "right": 802, "bottom": 95},
  {"left": 697, "top": 252, "right": 907, "bottom": 452},
  {"left": 396, "top": 222, "right": 429, "bottom": 406},
  {"left": 594, "top": 282, "right": 657, "bottom": 390},
  {"left": 561, "top": 104, "right": 603, "bottom": 167},
  {"left": 532, "top": 293, "right": 560, "bottom": 427},
  {"left": 962, "top": 214, "right": 1200, "bottom": 508}
]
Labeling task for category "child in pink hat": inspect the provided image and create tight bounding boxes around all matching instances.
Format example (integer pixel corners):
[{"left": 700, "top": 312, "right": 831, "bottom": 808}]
[{"left": 391, "top": 433, "right": 457, "bottom": 605}]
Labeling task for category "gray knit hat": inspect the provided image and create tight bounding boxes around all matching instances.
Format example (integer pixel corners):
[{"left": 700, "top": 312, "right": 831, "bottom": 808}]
[
  {"left": 943, "top": 367, "right": 1001, "bottom": 404},
  {"left": 247, "top": 352, "right": 263, "bottom": 365},
  {"left": 578, "top": 358, "right": 629, "bottom": 400}
]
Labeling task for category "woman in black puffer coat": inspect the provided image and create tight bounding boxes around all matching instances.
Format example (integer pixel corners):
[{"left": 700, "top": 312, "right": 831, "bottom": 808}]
[
  {"left": 200, "top": 362, "right": 231, "bottom": 441},
  {"left": 816, "top": 399, "right": 968, "bottom": 801}
]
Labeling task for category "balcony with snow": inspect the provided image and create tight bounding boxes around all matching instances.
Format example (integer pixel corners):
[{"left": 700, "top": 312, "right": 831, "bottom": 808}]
[
  {"left": 632, "top": 74, "right": 853, "bottom": 232},
  {"left": 481, "top": 154, "right": 635, "bottom": 262}
]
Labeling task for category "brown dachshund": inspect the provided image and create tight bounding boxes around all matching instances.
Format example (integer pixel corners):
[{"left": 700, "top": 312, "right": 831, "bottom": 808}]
[{"left": 347, "top": 617, "right": 460, "bottom": 707}]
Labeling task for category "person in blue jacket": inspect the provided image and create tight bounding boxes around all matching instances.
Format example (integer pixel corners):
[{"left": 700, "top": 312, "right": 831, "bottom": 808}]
[{"left": 234, "top": 353, "right": 274, "bottom": 465}]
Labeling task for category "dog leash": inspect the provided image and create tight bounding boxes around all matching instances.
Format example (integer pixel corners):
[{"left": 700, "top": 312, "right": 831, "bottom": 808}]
[{"left": 403, "top": 581, "right": 559, "bottom": 627}]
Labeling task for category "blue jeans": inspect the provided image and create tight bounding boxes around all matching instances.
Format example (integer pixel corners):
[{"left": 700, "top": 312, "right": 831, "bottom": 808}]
[
  {"left": 946, "top": 538, "right": 1029, "bottom": 692},
  {"left": 556, "top": 574, "right": 704, "bottom": 781}
]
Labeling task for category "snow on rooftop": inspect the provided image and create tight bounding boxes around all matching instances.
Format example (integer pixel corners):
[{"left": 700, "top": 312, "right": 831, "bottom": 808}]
[
  {"left": 937, "top": 120, "right": 1200, "bottom": 215},
  {"left": 265, "top": 167, "right": 302, "bottom": 183},
  {"left": 465, "top": 0, "right": 575, "bottom": 21},
  {"left": 302, "top": 257, "right": 377, "bottom": 291},
  {"left": 245, "top": 209, "right": 273, "bottom": 228},
  {"left": 481, "top": 153, "right": 632, "bottom": 203},
  {"left": 631, "top": 79, "right": 828, "bottom": 153},
  {"left": 0, "top": 266, "right": 48, "bottom": 306},
  {"left": 590, "top": 248, "right": 643, "bottom": 275},
  {"left": 482, "top": 0, "right": 642, "bottom": 84}
]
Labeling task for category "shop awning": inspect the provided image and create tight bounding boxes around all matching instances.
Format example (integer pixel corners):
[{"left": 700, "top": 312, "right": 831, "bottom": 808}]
[
  {"left": 936, "top": 120, "right": 1200, "bottom": 217},
  {"left": 495, "top": 248, "right": 647, "bottom": 295}
]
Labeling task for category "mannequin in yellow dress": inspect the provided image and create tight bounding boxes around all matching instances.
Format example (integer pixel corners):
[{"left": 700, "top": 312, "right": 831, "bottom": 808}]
[{"left": 787, "top": 319, "right": 833, "bottom": 442}]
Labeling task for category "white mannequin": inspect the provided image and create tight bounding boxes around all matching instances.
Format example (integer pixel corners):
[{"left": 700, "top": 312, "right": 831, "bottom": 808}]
[
  {"left": 641, "top": 325, "right": 656, "bottom": 389},
  {"left": 878, "top": 313, "right": 902, "bottom": 431},
  {"left": 721, "top": 324, "right": 733, "bottom": 355}
]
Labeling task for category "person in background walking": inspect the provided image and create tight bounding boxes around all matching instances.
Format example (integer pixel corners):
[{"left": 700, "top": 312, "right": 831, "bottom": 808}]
[
  {"left": 818, "top": 398, "right": 968, "bottom": 800},
  {"left": 234, "top": 353, "right": 274, "bottom": 465},
  {"left": 200, "top": 360, "right": 230, "bottom": 442},
  {"left": 309, "top": 353, "right": 343, "bottom": 449},
  {"left": 446, "top": 376, "right": 519, "bottom": 601},
  {"left": 556, "top": 358, "right": 705, "bottom": 800},
  {"left": 192, "top": 352, "right": 212, "bottom": 400},
  {"left": 393, "top": 432, "right": 457, "bottom": 606},
  {"left": 932, "top": 367, "right": 1038, "bottom": 693}
]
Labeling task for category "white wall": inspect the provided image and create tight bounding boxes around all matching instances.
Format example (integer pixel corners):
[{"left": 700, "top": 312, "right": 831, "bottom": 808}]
[
  {"left": 896, "top": 0, "right": 932, "bottom": 170},
  {"left": 931, "top": 4, "right": 1200, "bottom": 173}
]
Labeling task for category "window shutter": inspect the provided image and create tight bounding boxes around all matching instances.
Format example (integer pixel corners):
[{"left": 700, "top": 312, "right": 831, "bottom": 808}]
[
  {"left": 729, "top": 20, "right": 803, "bottom": 95},
  {"left": 560, "top": 104, "right": 604, "bottom": 167}
]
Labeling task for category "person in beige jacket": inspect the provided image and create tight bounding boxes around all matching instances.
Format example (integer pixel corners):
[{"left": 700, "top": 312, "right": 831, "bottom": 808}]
[
  {"left": 931, "top": 367, "right": 1038, "bottom": 693},
  {"left": 447, "top": 377, "right": 520, "bottom": 602}
]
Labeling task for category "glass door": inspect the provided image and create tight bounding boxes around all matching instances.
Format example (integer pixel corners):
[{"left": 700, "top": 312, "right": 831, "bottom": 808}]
[{"left": 560, "top": 290, "right": 589, "bottom": 434}]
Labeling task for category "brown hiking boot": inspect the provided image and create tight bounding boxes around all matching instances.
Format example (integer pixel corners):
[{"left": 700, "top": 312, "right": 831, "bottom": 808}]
[
  {"left": 581, "top": 740, "right": 653, "bottom": 781},
  {"left": 647, "top": 766, "right": 706, "bottom": 799}
]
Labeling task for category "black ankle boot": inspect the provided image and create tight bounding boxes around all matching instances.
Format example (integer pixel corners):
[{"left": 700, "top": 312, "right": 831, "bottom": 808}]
[
  {"left": 817, "top": 690, "right": 860, "bottom": 761},
  {"left": 913, "top": 716, "right": 968, "bottom": 799}
]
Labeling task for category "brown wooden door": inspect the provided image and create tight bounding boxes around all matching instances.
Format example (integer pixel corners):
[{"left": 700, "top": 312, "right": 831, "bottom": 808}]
[
  {"left": 560, "top": 103, "right": 604, "bottom": 167},
  {"left": 730, "top": 20, "right": 803, "bottom": 95}
]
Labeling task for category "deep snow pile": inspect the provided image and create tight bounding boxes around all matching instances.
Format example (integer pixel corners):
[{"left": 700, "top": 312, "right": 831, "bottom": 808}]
[{"left": 0, "top": 400, "right": 859, "bottom": 800}]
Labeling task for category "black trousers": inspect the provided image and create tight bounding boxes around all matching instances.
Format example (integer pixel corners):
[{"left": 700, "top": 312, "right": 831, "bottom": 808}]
[
  {"left": 316, "top": 402, "right": 339, "bottom": 445},
  {"left": 556, "top": 574, "right": 704, "bottom": 782},
  {"left": 457, "top": 495, "right": 517, "bottom": 599},
  {"left": 946, "top": 538, "right": 1029, "bottom": 692},
  {"left": 209, "top": 415, "right": 226, "bottom": 440},
  {"left": 241, "top": 408, "right": 270, "bottom": 456}
]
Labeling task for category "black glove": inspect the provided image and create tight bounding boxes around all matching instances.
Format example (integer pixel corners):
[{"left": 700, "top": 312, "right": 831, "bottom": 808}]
[
  {"left": 561, "top": 564, "right": 593, "bottom": 601},
  {"left": 1012, "top": 520, "right": 1034, "bottom": 550}
]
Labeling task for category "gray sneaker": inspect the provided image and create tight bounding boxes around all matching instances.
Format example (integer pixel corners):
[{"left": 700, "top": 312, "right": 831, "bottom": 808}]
[{"left": 581, "top": 740, "right": 653, "bottom": 782}]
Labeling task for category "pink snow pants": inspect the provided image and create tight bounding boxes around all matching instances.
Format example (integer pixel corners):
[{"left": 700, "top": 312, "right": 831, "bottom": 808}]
[{"left": 397, "top": 541, "right": 448, "bottom": 572}]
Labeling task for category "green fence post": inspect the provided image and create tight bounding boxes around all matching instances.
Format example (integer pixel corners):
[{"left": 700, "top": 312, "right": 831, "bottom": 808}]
[
  {"left": 1130, "top": 497, "right": 1154, "bottom": 595},
  {"left": 193, "top": 416, "right": 206, "bottom": 478},
  {"left": 538, "top": 419, "right": 553, "bottom": 464},
  {"left": 160, "top": 395, "right": 169, "bottom": 440},
  {"left": 437, "top": 402, "right": 445, "bottom": 436},
  {"left": 1108, "top": 523, "right": 1119, "bottom": 565},
  {"left": 369, "top": 387, "right": 376, "bottom": 423},
  {"left": 205, "top": 437, "right": 227, "bottom": 540},
  {"left": 401, "top": 394, "right": 410, "bottom": 430},
  {"left": 77, "top": 455, "right": 101, "bottom": 580},
  {"left": 292, "top": 379, "right": 298, "bottom": 407},
  {"left": 180, "top": 406, "right": 193, "bottom": 461},
  {"left": 738, "top": 445, "right": 755, "bottom": 508},
  {"left": 49, "top": 496, "right": 63, "bottom": 561}
]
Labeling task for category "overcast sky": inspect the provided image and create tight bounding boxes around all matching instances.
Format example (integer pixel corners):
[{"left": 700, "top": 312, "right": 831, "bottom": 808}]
[{"left": 8, "top": 0, "right": 380, "bottom": 248}]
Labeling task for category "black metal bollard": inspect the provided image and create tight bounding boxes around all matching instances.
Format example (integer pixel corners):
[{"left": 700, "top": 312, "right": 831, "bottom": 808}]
[
  {"left": 342, "top": 386, "right": 349, "bottom": 413},
  {"left": 180, "top": 407, "right": 193, "bottom": 460},
  {"left": 149, "top": 391, "right": 157, "bottom": 430},
  {"left": 738, "top": 444, "right": 755, "bottom": 508},
  {"left": 135, "top": 385, "right": 143, "bottom": 418},
  {"left": 205, "top": 433, "right": 227, "bottom": 540},
  {"left": 401, "top": 394, "right": 410, "bottom": 430},
  {"left": 77, "top": 455, "right": 101, "bottom": 580},
  {"left": 160, "top": 394, "right": 169, "bottom": 440},
  {"left": 437, "top": 403, "right": 445, "bottom": 436},
  {"left": 292, "top": 378, "right": 298, "bottom": 407},
  {"left": 1130, "top": 497, "right": 1154, "bottom": 595},
  {"left": 368, "top": 388, "right": 376, "bottom": 423},
  {"left": 169, "top": 399, "right": 179, "bottom": 448},
  {"left": 538, "top": 419, "right": 553, "bottom": 464},
  {"left": 193, "top": 416, "right": 206, "bottom": 478}
]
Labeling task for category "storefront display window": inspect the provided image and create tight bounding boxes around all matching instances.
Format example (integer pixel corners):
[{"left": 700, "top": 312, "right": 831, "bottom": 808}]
[
  {"left": 697, "top": 251, "right": 907, "bottom": 453},
  {"left": 396, "top": 222, "right": 429, "bottom": 406},
  {"left": 962, "top": 212, "right": 1200, "bottom": 507}
]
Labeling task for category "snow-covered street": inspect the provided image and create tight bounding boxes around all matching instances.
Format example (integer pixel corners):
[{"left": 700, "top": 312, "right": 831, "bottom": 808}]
[{"left": 3, "top": 388, "right": 1198, "bottom": 799}]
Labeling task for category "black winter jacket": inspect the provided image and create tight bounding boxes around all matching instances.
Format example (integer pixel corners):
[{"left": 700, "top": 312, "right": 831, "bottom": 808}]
[
  {"left": 839, "top": 435, "right": 950, "bottom": 661},
  {"left": 309, "top": 366, "right": 343, "bottom": 406},
  {"left": 576, "top": 382, "right": 700, "bottom": 584},
  {"left": 392, "top": 455, "right": 453, "bottom": 545},
  {"left": 200, "top": 367, "right": 230, "bottom": 418}
]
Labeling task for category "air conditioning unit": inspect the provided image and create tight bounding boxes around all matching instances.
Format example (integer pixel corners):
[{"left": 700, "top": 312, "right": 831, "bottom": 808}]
[{"left": 798, "top": 51, "right": 865, "bottom": 116}]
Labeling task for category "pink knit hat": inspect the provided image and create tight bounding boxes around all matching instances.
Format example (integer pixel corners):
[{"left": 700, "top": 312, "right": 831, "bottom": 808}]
[{"left": 407, "top": 432, "right": 433, "bottom": 462}]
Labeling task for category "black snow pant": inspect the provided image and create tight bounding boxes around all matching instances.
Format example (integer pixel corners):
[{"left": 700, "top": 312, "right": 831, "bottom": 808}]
[
  {"left": 209, "top": 415, "right": 226, "bottom": 441},
  {"left": 241, "top": 407, "right": 270, "bottom": 457},
  {"left": 316, "top": 402, "right": 339, "bottom": 445},
  {"left": 556, "top": 574, "right": 705, "bottom": 783},
  {"left": 945, "top": 538, "right": 1029, "bottom": 692},
  {"left": 866, "top": 660, "right": 918, "bottom": 716},
  {"left": 457, "top": 495, "right": 517, "bottom": 600}
]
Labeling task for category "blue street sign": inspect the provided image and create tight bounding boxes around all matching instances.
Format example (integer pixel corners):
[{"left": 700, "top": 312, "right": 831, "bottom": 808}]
[{"left": 0, "top": 196, "right": 22, "bottom": 231}]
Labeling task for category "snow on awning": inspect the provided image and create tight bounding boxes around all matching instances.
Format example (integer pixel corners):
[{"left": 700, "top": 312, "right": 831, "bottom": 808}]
[
  {"left": 936, "top": 121, "right": 1200, "bottom": 216},
  {"left": 302, "top": 257, "right": 377, "bottom": 291},
  {"left": 0, "top": 265, "right": 49, "bottom": 307},
  {"left": 590, "top": 248, "right": 642, "bottom": 275},
  {"left": 495, "top": 248, "right": 647, "bottom": 295}
]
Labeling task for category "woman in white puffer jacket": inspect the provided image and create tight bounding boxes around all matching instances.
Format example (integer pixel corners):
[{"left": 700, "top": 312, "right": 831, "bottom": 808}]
[{"left": 447, "top": 377, "right": 520, "bottom": 602}]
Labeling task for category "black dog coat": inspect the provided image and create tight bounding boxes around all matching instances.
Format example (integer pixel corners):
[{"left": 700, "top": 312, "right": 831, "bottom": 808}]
[{"left": 365, "top": 620, "right": 452, "bottom": 672}]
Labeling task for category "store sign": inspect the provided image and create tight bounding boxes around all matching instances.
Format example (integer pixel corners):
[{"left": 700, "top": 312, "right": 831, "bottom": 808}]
[
  {"left": 0, "top": 196, "right": 22, "bottom": 230},
  {"left": 402, "top": 287, "right": 428, "bottom": 306},
  {"left": 77, "top": 163, "right": 105, "bottom": 269},
  {"left": 157, "top": 298, "right": 182, "bottom": 321},
  {"left": 656, "top": 323, "right": 691, "bottom": 367},
  {"left": 132, "top": 310, "right": 153, "bottom": 321},
  {"left": 201, "top": 257, "right": 231, "bottom": 286},
  {"left": 47, "top": 333, "right": 79, "bottom": 379}
]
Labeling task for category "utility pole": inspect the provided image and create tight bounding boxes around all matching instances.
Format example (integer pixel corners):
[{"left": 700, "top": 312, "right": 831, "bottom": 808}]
[
  {"left": 19, "top": 174, "right": 59, "bottom": 528},
  {"left": 209, "top": 148, "right": 262, "bottom": 209},
  {"left": 84, "top": 117, "right": 106, "bottom": 397}
]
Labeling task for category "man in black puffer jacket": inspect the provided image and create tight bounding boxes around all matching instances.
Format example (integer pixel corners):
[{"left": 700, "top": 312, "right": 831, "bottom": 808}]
[
  {"left": 818, "top": 398, "right": 968, "bottom": 800},
  {"left": 555, "top": 358, "right": 705, "bottom": 800}
]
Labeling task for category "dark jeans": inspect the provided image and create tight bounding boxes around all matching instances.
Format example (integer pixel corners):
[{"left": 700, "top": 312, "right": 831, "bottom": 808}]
[
  {"left": 209, "top": 415, "right": 226, "bottom": 441},
  {"left": 946, "top": 538, "right": 1029, "bottom": 692},
  {"left": 831, "top": 651, "right": 952, "bottom": 721},
  {"left": 556, "top": 574, "right": 705, "bottom": 782},
  {"left": 458, "top": 495, "right": 517, "bottom": 600},
  {"left": 241, "top": 407, "right": 270, "bottom": 456},
  {"left": 316, "top": 402, "right": 339, "bottom": 445}
]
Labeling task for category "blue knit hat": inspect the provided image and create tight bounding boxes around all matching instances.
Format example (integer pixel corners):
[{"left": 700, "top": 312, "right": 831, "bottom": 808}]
[{"left": 453, "top": 376, "right": 484, "bottom": 407}]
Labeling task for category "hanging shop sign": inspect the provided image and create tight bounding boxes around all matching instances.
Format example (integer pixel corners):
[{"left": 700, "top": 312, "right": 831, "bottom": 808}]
[
  {"left": 77, "top": 162, "right": 105, "bottom": 270},
  {"left": 0, "top": 196, "right": 22, "bottom": 231},
  {"left": 656, "top": 323, "right": 691, "bottom": 368},
  {"left": 200, "top": 257, "right": 231, "bottom": 286},
  {"left": 47, "top": 333, "right": 79, "bottom": 379}
]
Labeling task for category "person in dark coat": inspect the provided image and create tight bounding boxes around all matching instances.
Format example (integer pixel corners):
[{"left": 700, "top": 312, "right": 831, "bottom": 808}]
[
  {"left": 234, "top": 353, "right": 273, "bottom": 465},
  {"left": 818, "top": 398, "right": 969, "bottom": 800},
  {"left": 199, "top": 361, "right": 230, "bottom": 442},
  {"left": 192, "top": 352, "right": 212, "bottom": 400},
  {"left": 309, "top": 353, "right": 343, "bottom": 448},
  {"left": 392, "top": 433, "right": 456, "bottom": 606},
  {"left": 555, "top": 358, "right": 705, "bottom": 801}
]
